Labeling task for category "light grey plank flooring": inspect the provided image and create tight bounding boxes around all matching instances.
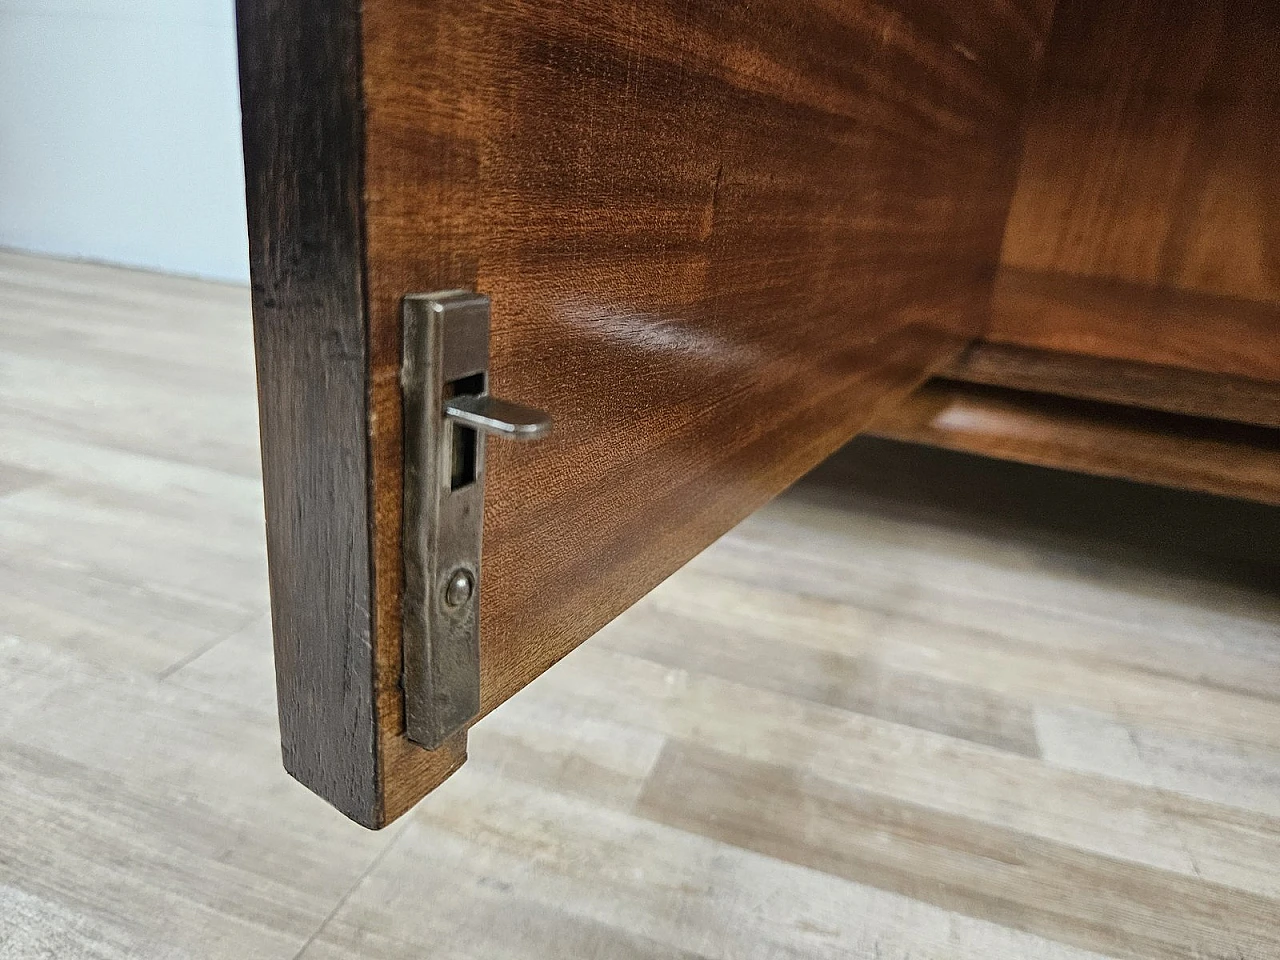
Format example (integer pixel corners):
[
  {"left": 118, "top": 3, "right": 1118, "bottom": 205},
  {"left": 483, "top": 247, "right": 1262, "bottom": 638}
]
[{"left": 1, "top": 251, "right": 1278, "bottom": 959}]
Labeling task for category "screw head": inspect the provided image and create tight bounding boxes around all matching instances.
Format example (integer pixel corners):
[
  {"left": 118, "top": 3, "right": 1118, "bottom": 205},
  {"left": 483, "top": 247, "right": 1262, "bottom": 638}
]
[{"left": 443, "top": 568, "right": 474, "bottom": 609}]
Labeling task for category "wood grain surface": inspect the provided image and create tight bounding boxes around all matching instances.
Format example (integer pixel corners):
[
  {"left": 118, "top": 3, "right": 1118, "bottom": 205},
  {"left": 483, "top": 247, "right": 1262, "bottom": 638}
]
[
  {"left": 988, "top": 268, "right": 1280, "bottom": 388},
  {"left": 354, "top": 0, "right": 1054, "bottom": 823},
  {"left": 966, "top": 0, "right": 1280, "bottom": 472},
  {"left": 1001, "top": 0, "right": 1280, "bottom": 307},
  {"left": 945, "top": 338, "right": 1280, "bottom": 429},
  {"left": 869, "top": 380, "right": 1280, "bottom": 505}
]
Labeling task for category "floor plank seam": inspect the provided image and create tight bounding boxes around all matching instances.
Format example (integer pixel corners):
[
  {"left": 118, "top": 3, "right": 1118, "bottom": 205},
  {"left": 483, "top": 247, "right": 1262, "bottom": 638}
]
[
  {"left": 289, "top": 819, "right": 415, "bottom": 960},
  {"left": 156, "top": 606, "right": 270, "bottom": 681}
]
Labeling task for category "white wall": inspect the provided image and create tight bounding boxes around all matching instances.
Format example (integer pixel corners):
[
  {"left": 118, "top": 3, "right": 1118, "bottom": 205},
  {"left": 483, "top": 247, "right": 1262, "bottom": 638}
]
[{"left": 0, "top": 0, "right": 249, "bottom": 282}]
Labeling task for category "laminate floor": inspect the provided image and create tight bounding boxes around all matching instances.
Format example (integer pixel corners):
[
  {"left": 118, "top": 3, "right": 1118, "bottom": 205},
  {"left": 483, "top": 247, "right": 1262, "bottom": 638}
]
[{"left": 2, "top": 250, "right": 1279, "bottom": 959}]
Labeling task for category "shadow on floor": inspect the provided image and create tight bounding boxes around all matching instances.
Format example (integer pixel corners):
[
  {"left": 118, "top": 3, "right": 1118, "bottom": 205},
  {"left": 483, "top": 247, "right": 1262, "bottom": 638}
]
[{"left": 799, "top": 436, "right": 1280, "bottom": 597}]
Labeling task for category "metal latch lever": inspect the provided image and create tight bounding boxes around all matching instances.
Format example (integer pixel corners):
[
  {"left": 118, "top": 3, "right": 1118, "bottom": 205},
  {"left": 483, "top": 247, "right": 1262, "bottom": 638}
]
[
  {"left": 401, "top": 291, "right": 551, "bottom": 750},
  {"left": 443, "top": 394, "right": 551, "bottom": 441}
]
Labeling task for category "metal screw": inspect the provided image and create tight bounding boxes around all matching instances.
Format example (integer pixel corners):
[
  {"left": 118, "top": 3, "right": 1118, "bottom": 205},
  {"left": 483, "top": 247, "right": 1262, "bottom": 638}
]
[{"left": 443, "top": 568, "right": 474, "bottom": 609}]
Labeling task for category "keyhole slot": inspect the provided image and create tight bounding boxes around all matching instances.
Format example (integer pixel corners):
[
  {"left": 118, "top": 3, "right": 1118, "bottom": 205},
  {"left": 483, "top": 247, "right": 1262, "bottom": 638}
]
[{"left": 446, "top": 372, "right": 486, "bottom": 491}]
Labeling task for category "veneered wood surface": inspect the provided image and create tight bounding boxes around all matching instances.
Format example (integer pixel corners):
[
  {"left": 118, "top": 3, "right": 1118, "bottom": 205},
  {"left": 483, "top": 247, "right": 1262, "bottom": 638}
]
[
  {"left": 962, "top": 281, "right": 1280, "bottom": 427},
  {"left": 1000, "top": 0, "right": 1280, "bottom": 307},
  {"left": 869, "top": 380, "right": 1280, "bottom": 505},
  {"left": 988, "top": 268, "right": 1280, "bottom": 387},
  {"left": 976, "top": 0, "right": 1280, "bottom": 438},
  {"left": 946, "top": 342, "right": 1280, "bottom": 430},
  {"left": 359, "top": 0, "right": 1055, "bottom": 823}
]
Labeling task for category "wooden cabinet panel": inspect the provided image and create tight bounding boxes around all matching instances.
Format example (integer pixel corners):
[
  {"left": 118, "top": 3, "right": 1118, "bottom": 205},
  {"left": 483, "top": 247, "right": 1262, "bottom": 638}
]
[
  {"left": 1000, "top": 0, "right": 1279, "bottom": 306},
  {"left": 869, "top": 380, "right": 1280, "bottom": 505},
  {"left": 238, "top": 0, "right": 1053, "bottom": 826},
  {"left": 987, "top": 268, "right": 1280, "bottom": 388},
  {"left": 973, "top": 0, "right": 1280, "bottom": 467},
  {"left": 943, "top": 340, "right": 1280, "bottom": 430}
]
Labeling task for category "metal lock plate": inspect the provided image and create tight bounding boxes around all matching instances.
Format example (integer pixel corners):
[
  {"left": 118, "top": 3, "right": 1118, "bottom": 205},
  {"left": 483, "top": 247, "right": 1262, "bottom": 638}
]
[{"left": 401, "top": 292, "right": 550, "bottom": 749}]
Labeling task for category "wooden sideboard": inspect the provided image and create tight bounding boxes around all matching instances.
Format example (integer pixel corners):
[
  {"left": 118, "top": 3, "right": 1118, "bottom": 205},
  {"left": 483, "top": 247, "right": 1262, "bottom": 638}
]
[
  {"left": 237, "top": 0, "right": 1276, "bottom": 827},
  {"left": 871, "top": 0, "right": 1280, "bottom": 505}
]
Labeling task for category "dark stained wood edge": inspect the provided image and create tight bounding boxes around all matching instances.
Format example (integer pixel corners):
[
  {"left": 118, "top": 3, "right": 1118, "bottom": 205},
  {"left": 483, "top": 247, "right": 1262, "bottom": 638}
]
[
  {"left": 236, "top": 0, "right": 382, "bottom": 827},
  {"left": 946, "top": 342, "right": 1280, "bottom": 429},
  {"left": 869, "top": 379, "right": 1280, "bottom": 505}
]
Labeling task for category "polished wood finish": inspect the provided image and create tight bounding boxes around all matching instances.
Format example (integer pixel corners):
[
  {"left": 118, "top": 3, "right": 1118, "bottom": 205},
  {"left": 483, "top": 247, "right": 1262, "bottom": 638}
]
[
  {"left": 869, "top": 380, "right": 1280, "bottom": 505},
  {"left": 987, "top": 267, "right": 1280, "bottom": 388},
  {"left": 7, "top": 256, "right": 1280, "bottom": 958},
  {"left": 947, "top": 0, "right": 1280, "bottom": 494},
  {"left": 233, "top": 0, "right": 1052, "bottom": 824},
  {"left": 1001, "top": 0, "right": 1280, "bottom": 308},
  {"left": 945, "top": 338, "right": 1280, "bottom": 429}
]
